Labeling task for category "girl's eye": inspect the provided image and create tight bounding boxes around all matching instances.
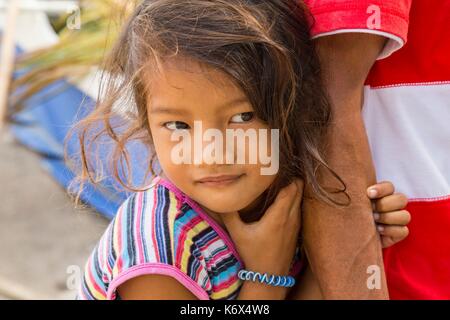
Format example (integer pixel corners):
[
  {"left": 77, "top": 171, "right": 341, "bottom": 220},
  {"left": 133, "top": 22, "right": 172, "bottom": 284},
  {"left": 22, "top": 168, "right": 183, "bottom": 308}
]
[
  {"left": 163, "top": 121, "right": 190, "bottom": 130},
  {"left": 230, "top": 112, "right": 254, "bottom": 123}
]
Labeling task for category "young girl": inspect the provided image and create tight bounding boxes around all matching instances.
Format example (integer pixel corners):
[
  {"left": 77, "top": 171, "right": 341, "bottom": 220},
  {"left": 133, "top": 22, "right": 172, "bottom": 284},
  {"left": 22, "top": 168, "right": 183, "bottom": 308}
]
[{"left": 74, "top": 0, "right": 411, "bottom": 300}]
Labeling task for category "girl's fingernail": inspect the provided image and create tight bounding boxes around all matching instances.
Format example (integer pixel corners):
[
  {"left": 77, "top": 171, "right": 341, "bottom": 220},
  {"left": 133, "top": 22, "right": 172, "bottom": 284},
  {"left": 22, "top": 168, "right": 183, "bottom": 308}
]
[
  {"left": 368, "top": 188, "right": 378, "bottom": 198},
  {"left": 377, "top": 225, "right": 384, "bottom": 232},
  {"left": 373, "top": 213, "right": 380, "bottom": 221}
]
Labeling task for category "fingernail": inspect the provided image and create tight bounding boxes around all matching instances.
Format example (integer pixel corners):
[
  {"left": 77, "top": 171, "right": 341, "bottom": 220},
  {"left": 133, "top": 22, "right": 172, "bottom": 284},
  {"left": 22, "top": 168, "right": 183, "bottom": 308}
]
[
  {"left": 377, "top": 225, "right": 384, "bottom": 232},
  {"left": 373, "top": 213, "right": 380, "bottom": 221},
  {"left": 368, "top": 188, "right": 378, "bottom": 198}
]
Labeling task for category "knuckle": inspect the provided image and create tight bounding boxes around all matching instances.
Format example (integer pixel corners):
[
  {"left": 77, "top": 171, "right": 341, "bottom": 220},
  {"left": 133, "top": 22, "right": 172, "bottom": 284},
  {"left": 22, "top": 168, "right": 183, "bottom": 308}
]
[
  {"left": 396, "top": 193, "right": 408, "bottom": 208},
  {"left": 376, "top": 199, "right": 387, "bottom": 212},
  {"left": 378, "top": 213, "right": 389, "bottom": 224}
]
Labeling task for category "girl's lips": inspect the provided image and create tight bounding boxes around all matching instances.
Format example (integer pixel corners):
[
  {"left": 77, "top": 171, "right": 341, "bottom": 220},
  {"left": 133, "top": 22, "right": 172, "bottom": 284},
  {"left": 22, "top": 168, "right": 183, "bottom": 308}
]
[{"left": 196, "top": 174, "right": 244, "bottom": 186}]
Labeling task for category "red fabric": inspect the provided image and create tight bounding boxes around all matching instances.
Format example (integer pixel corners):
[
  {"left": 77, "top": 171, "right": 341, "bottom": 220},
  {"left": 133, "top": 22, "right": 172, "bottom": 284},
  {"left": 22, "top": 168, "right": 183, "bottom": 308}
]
[
  {"left": 366, "top": 0, "right": 450, "bottom": 87},
  {"left": 304, "top": 0, "right": 411, "bottom": 43},
  {"left": 383, "top": 198, "right": 450, "bottom": 299}
]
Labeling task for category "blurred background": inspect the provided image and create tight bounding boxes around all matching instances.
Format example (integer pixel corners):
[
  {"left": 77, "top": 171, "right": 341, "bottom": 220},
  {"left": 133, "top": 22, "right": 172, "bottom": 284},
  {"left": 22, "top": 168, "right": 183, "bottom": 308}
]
[{"left": 0, "top": 0, "right": 143, "bottom": 299}]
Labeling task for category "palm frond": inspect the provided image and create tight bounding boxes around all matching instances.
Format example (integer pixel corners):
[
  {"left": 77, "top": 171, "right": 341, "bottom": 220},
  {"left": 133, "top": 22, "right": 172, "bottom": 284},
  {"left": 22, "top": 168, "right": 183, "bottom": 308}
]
[{"left": 9, "top": 0, "right": 140, "bottom": 118}]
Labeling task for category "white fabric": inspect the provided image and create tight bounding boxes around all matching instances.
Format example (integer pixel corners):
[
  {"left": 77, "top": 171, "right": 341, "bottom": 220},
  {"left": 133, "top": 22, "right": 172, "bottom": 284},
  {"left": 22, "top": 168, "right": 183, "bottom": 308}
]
[{"left": 362, "top": 83, "right": 450, "bottom": 200}]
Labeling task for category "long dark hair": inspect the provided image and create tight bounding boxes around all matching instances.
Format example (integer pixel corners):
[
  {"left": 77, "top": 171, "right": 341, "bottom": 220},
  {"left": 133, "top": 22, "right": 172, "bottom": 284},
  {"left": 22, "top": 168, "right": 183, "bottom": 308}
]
[{"left": 67, "top": 0, "right": 348, "bottom": 210}]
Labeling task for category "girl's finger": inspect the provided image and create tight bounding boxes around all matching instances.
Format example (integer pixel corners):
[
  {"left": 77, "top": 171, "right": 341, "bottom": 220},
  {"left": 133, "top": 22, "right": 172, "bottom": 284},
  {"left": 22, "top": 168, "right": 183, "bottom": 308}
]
[
  {"left": 261, "top": 181, "right": 300, "bottom": 224},
  {"left": 288, "top": 184, "right": 303, "bottom": 222},
  {"left": 377, "top": 225, "right": 409, "bottom": 241},
  {"left": 294, "top": 179, "right": 305, "bottom": 200},
  {"left": 373, "top": 210, "right": 411, "bottom": 226},
  {"left": 367, "top": 181, "right": 395, "bottom": 199},
  {"left": 289, "top": 179, "right": 304, "bottom": 217},
  {"left": 374, "top": 193, "right": 408, "bottom": 212}
]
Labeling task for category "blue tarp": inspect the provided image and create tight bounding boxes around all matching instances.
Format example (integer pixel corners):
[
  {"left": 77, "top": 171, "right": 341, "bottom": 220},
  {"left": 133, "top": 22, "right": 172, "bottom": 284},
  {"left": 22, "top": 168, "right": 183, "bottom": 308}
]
[{"left": 9, "top": 47, "right": 150, "bottom": 219}]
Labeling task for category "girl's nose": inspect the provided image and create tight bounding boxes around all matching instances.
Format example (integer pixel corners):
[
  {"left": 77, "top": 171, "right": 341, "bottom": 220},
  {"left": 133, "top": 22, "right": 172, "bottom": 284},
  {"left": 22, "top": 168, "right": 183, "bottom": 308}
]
[{"left": 191, "top": 122, "right": 235, "bottom": 167}]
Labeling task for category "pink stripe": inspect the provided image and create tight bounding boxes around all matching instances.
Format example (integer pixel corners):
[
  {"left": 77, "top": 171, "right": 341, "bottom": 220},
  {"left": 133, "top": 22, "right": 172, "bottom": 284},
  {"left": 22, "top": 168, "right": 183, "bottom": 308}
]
[
  {"left": 106, "top": 262, "right": 209, "bottom": 300},
  {"left": 150, "top": 187, "right": 160, "bottom": 261},
  {"left": 116, "top": 205, "right": 124, "bottom": 274},
  {"left": 174, "top": 190, "right": 186, "bottom": 266},
  {"left": 135, "top": 192, "right": 145, "bottom": 264},
  {"left": 104, "top": 225, "right": 113, "bottom": 275},
  {"left": 175, "top": 222, "right": 189, "bottom": 266}
]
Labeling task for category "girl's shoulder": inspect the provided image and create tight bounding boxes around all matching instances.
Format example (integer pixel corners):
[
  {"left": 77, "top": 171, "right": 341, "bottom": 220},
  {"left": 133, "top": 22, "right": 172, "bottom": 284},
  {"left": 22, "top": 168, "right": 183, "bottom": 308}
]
[{"left": 78, "top": 176, "right": 243, "bottom": 300}]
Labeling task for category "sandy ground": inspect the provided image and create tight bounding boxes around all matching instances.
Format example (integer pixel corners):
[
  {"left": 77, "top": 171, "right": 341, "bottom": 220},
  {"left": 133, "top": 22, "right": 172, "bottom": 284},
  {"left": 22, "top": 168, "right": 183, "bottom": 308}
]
[{"left": 0, "top": 128, "right": 109, "bottom": 299}]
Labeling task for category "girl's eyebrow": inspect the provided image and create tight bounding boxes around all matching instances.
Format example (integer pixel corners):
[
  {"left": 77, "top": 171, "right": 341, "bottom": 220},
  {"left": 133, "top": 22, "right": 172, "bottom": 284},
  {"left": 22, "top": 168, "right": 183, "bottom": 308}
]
[
  {"left": 150, "top": 97, "right": 249, "bottom": 115},
  {"left": 222, "top": 97, "right": 251, "bottom": 111},
  {"left": 150, "top": 106, "right": 190, "bottom": 115}
]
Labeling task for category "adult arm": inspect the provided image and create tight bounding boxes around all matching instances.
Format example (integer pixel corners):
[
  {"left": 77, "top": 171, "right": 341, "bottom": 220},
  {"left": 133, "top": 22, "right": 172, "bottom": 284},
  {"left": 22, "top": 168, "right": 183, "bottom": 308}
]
[{"left": 302, "top": 33, "right": 388, "bottom": 299}]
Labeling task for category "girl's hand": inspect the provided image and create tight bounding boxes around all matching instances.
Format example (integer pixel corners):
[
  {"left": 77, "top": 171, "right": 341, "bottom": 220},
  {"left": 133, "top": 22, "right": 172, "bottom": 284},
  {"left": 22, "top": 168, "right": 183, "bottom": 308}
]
[
  {"left": 221, "top": 180, "right": 303, "bottom": 299},
  {"left": 367, "top": 181, "right": 411, "bottom": 248}
]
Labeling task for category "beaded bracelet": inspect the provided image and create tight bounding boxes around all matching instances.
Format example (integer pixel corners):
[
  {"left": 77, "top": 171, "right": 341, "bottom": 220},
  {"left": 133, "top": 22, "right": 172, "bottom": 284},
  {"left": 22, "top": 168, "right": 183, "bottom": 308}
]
[{"left": 237, "top": 269, "right": 296, "bottom": 288}]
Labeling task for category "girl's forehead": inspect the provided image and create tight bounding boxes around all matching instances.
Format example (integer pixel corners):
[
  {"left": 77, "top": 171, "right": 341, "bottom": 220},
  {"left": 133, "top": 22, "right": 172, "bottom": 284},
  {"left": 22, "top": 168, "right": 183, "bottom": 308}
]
[{"left": 146, "top": 57, "right": 249, "bottom": 114}]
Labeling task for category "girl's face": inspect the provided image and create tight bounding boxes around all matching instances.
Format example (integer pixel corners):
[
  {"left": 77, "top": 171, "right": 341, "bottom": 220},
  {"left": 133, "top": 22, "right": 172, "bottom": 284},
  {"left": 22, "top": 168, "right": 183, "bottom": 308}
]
[{"left": 146, "top": 57, "right": 277, "bottom": 219}]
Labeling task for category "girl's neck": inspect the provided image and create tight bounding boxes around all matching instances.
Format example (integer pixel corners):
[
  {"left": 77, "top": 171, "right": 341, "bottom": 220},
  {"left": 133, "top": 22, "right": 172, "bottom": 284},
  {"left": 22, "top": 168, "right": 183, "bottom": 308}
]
[{"left": 199, "top": 192, "right": 268, "bottom": 229}]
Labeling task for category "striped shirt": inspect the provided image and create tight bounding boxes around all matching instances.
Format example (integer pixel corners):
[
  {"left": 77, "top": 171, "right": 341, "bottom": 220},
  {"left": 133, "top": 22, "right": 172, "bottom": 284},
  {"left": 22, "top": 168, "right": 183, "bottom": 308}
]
[{"left": 77, "top": 176, "right": 303, "bottom": 300}]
